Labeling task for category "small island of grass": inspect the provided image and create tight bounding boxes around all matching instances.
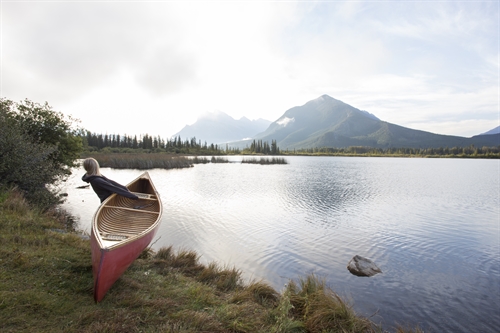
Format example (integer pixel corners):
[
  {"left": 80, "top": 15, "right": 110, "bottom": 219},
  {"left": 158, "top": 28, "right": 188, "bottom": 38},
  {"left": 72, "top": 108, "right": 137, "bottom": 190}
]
[{"left": 242, "top": 157, "right": 288, "bottom": 165}]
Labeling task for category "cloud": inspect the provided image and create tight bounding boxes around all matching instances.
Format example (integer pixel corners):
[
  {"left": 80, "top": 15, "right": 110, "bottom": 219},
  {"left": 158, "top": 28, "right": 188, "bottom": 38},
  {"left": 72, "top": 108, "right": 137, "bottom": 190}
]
[
  {"left": 277, "top": 117, "right": 295, "bottom": 127},
  {"left": 273, "top": 1, "right": 498, "bottom": 136},
  {"left": 134, "top": 44, "right": 197, "bottom": 96},
  {"left": 1, "top": 1, "right": 497, "bottom": 138},
  {"left": 1, "top": 2, "right": 196, "bottom": 101},
  {"left": 346, "top": 78, "right": 498, "bottom": 136}
]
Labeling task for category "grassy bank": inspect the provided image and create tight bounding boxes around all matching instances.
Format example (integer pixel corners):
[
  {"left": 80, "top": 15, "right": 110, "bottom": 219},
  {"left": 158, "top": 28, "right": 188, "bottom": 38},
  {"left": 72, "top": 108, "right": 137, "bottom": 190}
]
[{"left": 0, "top": 188, "right": 422, "bottom": 333}]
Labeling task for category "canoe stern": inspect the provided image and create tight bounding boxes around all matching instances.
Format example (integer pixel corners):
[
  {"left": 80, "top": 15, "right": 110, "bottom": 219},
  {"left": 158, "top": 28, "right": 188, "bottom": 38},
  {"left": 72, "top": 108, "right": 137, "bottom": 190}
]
[{"left": 91, "top": 224, "right": 160, "bottom": 302}]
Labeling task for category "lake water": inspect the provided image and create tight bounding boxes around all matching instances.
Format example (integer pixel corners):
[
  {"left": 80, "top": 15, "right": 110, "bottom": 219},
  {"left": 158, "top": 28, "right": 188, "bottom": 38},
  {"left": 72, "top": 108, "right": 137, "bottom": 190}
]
[{"left": 61, "top": 156, "right": 500, "bottom": 332}]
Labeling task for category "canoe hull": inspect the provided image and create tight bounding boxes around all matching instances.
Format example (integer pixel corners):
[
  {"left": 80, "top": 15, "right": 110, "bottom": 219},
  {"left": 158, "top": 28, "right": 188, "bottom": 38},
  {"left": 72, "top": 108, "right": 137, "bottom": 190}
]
[
  {"left": 90, "top": 172, "right": 162, "bottom": 302},
  {"left": 91, "top": 223, "right": 159, "bottom": 302}
]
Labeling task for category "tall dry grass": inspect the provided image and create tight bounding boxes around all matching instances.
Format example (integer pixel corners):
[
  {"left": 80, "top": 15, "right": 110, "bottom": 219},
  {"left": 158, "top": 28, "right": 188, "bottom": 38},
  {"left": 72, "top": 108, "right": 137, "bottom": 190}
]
[
  {"left": 87, "top": 154, "right": 230, "bottom": 169},
  {"left": 242, "top": 157, "right": 288, "bottom": 165},
  {"left": 91, "top": 153, "right": 194, "bottom": 169},
  {"left": 279, "top": 275, "right": 379, "bottom": 333}
]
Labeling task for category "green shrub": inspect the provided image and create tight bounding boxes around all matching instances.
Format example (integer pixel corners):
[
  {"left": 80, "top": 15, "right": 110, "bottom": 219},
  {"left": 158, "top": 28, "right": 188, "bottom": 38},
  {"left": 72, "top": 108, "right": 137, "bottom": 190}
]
[{"left": 0, "top": 98, "right": 83, "bottom": 209}]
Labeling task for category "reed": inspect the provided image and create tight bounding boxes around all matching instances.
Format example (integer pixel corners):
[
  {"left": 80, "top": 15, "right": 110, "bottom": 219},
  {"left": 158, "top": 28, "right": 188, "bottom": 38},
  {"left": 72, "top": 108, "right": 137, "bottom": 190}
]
[
  {"left": 86, "top": 154, "right": 231, "bottom": 169},
  {"left": 197, "top": 262, "right": 242, "bottom": 292},
  {"left": 191, "top": 156, "right": 210, "bottom": 164},
  {"left": 89, "top": 153, "right": 194, "bottom": 169},
  {"left": 211, "top": 156, "right": 229, "bottom": 163},
  {"left": 231, "top": 280, "right": 280, "bottom": 306},
  {"left": 283, "top": 275, "right": 378, "bottom": 332},
  {"left": 170, "top": 249, "right": 200, "bottom": 267},
  {"left": 190, "top": 156, "right": 228, "bottom": 164},
  {"left": 154, "top": 245, "right": 174, "bottom": 260},
  {"left": 242, "top": 157, "right": 288, "bottom": 165},
  {"left": 272, "top": 287, "right": 307, "bottom": 333}
]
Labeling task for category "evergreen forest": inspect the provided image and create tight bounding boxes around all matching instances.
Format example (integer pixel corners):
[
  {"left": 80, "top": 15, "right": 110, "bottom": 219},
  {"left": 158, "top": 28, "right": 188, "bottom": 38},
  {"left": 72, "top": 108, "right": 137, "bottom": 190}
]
[
  {"left": 83, "top": 131, "right": 280, "bottom": 155},
  {"left": 82, "top": 131, "right": 499, "bottom": 158}
]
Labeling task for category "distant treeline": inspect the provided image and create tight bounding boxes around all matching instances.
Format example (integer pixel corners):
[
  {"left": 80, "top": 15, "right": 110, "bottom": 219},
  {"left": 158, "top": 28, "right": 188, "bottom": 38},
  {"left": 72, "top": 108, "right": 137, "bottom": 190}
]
[
  {"left": 82, "top": 131, "right": 498, "bottom": 158},
  {"left": 83, "top": 132, "right": 230, "bottom": 154},
  {"left": 287, "top": 145, "right": 500, "bottom": 158},
  {"left": 82, "top": 132, "right": 280, "bottom": 155},
  {"left": 247, "top": 139, "right": 280, "bottom": 155}
]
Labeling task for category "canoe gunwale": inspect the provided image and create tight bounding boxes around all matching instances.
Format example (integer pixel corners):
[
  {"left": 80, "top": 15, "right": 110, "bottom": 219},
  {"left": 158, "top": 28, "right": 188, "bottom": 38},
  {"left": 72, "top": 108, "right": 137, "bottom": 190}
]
[{"left": 91, "top": 172, "right": 163, "bottom": 251}]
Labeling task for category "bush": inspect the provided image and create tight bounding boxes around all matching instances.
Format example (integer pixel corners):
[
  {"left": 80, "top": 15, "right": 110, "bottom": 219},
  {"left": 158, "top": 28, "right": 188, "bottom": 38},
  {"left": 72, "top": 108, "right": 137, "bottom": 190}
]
[
  {"left": 0, "top": 98, "right": 83, "bottom": 209},
  {"left": 10, "top": 98, "right": 82, "bottom": 170}
]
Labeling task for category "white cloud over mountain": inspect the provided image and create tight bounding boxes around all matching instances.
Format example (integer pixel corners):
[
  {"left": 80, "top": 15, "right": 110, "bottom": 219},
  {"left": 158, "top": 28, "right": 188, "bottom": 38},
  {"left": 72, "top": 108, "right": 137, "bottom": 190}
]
[{"left": 1, "top": 1, "right": 497, "bottom": 137}]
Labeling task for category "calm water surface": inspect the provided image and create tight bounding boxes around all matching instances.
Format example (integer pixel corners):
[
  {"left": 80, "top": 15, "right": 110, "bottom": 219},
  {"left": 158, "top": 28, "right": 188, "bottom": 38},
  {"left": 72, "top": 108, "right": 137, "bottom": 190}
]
[{"left": 62, "top": 156, "right": 500, "bottom": 332}]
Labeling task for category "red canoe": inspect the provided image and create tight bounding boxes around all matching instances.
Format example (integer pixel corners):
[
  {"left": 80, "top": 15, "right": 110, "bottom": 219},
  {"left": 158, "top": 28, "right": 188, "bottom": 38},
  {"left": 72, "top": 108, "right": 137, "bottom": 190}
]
[{"left": 90, "top": 172, "right": 163, "bottom": 302}]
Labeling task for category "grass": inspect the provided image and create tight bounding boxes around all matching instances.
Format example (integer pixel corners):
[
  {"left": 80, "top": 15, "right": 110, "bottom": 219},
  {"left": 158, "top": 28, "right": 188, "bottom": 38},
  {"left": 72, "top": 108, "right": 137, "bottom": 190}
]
[
  {"left": 87, "top": 153, "right": 194, "bottom": 170},
  {"left": 211, "top": 156, "right": 230, "bottom": 163},
  {"left": 190, "top": 156, "right": 229, "bottom": 164},
  {"left": 84, "top": 154, "right": 291, "bottom": 169},
  {"left": 0, "top": 187, "right": 423, "bottom": 333},
  {"left": 242, "top": 157, "right": 288, "bottom": 165},
  {"left": 83, "top": 154, "right": 230, "bottom": 169}
]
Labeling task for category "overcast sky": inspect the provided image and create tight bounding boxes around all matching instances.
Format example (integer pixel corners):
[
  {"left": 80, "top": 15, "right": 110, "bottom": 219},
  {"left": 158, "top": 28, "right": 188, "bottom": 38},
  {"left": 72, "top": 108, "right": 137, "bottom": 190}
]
[{"left": 1, "top": 1, "right": 498, "bottom": 138}]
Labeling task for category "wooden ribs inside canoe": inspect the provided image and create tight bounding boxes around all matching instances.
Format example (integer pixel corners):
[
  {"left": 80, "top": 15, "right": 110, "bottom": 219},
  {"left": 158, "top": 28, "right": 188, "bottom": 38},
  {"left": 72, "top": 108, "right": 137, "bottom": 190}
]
[{"left": 97, "top": 196, "right": 160, "bottom": 244}]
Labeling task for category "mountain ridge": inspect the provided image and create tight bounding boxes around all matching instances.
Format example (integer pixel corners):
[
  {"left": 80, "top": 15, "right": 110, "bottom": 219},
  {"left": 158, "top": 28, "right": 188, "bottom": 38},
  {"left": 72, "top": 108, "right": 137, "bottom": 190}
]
[
  {"left": 480, "top": 125, "right": 500, "bottom": 136},
  {"left": 173, "top": 95, "right": 498, "bottom": 149},
  {"left": 173, "top": 112, "right": 271, "bottom": 144},
  {"left": 229, "top": 95, "right": 498, "bottom": 149}
]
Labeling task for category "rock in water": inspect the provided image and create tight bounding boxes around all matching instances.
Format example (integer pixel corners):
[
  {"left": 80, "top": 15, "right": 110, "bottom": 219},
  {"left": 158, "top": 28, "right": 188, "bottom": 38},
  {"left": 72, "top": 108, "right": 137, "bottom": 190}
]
[{"left": 347, "top": 255, "right": 382, "bottom": 277}]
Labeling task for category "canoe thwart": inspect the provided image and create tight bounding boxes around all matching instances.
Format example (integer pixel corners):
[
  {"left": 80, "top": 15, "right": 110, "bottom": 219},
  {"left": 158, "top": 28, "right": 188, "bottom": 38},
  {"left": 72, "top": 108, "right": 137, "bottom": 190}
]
[
  {"left": 131, "top": 192, "right": 156, "bottom": 200},
  {"left": 100, "top": 233, "right": 129, "bottom": 241}
]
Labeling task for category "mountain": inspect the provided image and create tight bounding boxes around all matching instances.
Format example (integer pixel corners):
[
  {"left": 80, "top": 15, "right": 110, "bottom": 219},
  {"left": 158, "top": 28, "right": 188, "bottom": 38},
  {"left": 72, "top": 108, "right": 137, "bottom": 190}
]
[
  {"left": 174, "top": 111, "right": 271, "bottom": 144},
  {"left": 230, "top": 95, "right": 499, "bottom": 149},
  {"left": 480, "top": 126, "right": 500, "bottom": 136},
  {"left": 469, "top": 125, "right": 500, "bottom": 147}
]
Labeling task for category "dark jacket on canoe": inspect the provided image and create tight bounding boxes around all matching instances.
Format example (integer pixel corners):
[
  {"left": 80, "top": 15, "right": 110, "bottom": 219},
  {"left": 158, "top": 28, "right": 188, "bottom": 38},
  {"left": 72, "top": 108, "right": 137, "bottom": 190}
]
[{"left": 82, "top": 174, "right": 139, "bottom": 203}]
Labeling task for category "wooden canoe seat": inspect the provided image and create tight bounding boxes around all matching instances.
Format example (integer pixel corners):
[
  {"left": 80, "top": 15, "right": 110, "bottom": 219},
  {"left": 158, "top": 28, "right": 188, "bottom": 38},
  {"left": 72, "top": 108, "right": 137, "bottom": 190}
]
[
  {"left": 131, "top": 192, "right": 157, "bottom": 200},
  {"left": 100, "top": 233, "right": 129, "bottom": 241}
]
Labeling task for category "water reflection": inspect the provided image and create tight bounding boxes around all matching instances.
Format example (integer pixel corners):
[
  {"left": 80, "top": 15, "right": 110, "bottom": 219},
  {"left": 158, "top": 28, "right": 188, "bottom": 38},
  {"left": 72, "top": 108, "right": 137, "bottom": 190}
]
[{"left": 62, "top": 157, "right": 500, "bottom": 333}]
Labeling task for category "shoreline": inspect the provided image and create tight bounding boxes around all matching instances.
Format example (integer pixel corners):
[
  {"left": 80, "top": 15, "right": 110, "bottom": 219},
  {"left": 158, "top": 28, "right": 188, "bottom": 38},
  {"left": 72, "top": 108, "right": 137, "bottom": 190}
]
[{"left": 0, "top": 188, "right": 424, "bottom": 333}]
